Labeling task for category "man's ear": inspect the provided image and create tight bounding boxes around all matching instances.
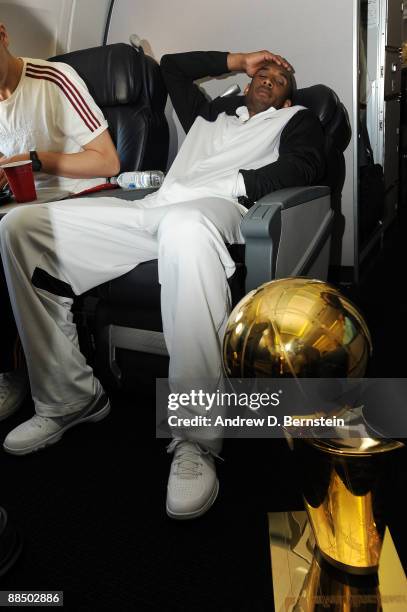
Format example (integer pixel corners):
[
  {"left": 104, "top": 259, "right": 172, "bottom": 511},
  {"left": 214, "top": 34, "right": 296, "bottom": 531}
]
[
  {"left": 243, "top": 83, "right": 250, "bottom": 96},
  {"left": 283, "top": 99, "right": 292, "bottom": 108},
  {"left": 0, "top": 24, "right": 9, "bottom": 47}
]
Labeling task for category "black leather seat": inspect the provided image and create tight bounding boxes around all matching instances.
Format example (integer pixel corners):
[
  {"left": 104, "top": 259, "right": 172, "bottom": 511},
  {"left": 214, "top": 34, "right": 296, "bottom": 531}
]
[
  {"left": 49, "top": 43, "right": 170, "bottom": 373},
  {"left": 94, "top": 87, "right": 350, "bottom": 389},
  {"left": 52, "top": 44, "right": 351, "bottom": 389},
  {"left": 51, "top": 43, "right": 169, "bottom": 173},
  {"left": 96, "top": 85, "right": 350, "bottom": 315}
]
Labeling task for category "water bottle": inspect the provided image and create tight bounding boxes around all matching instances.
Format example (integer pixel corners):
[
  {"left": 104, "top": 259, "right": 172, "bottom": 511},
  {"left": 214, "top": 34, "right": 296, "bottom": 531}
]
[{"left": 111, "top": 170, "right": 164, "bottom": 190}]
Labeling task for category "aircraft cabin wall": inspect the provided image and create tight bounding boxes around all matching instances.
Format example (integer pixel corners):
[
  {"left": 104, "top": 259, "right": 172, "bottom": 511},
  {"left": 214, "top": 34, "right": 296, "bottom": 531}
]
[{"left": 0, "top": 0, "right": 111, "bottom": 58}]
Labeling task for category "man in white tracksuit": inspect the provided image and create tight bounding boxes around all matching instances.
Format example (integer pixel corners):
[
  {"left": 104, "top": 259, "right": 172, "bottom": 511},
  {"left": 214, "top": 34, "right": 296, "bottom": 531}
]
[{"left": 0, "top": 49, "right": 326, "bottom": 519}]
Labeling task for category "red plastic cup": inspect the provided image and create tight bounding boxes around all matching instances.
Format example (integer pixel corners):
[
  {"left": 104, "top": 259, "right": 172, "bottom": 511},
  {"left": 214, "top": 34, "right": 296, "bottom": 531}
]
[{"left": 2, "top": 160, "right": 37, "bottom": 203}]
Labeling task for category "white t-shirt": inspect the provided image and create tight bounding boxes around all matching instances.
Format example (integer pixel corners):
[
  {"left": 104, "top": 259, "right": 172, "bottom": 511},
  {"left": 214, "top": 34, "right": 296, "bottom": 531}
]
[
  {"left": 141, "top": 103, "right": 305, "bottom": 213},
  {"left": 0, "top": 57, "right": 109, "bottom": 194}
]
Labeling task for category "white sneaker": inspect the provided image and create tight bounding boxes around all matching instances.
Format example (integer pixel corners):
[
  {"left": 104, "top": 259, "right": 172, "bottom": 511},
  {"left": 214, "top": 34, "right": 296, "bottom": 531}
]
[
  {"left": 3, "top": 388, "right": 110, "bottom": 456},
  {"left": 0, "top": 370, "right": 29, "bottom": 422},
  {"left": 166, "top": 440, "right": 219, "bottom": 520}
]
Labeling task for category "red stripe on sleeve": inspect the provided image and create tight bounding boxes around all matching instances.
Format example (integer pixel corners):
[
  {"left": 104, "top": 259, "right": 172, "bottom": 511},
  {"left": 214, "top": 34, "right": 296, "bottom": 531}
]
[
  {"left": 27, "top": 62, "right": 101, "bottom": 130},
  {"left": 26, "top": 72, "right": 96, "bottom": 132}
]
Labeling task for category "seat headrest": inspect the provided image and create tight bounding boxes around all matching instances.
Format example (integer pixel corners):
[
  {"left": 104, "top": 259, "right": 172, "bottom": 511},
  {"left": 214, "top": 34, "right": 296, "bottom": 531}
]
[
  {"left": 294, "top": 84, "right": 351, "bottom": 153},
  {"left": 293, "top": 84, "right": 339, "bottom": 127},
  {"left": 50, "top": 43, "right": 143, "bottom": 106}
]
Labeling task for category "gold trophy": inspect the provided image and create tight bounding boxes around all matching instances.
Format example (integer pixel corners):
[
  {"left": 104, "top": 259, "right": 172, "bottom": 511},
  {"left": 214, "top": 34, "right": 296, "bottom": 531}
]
[
  {"left": 297, "top": 436, "right": 403, "bottom": 575},
  {"left": 223, "top": 278, "right": 405, "bottom": 577}
]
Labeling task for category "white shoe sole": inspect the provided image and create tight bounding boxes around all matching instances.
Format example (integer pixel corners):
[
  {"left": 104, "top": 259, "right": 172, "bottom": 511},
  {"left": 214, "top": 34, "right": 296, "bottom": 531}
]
[
  {"left": 166, "top": 478, "right": 219, "bottom": 520},
  {"left": 3, "top": 397, "right": 111, "bottom": 456}
]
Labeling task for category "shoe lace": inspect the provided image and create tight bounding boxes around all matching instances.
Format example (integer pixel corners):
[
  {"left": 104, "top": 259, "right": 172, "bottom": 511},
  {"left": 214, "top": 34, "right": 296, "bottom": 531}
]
[
  {"left": 29, "top": 415, "right": 50, "bottom": 429},
  {"left": 174, "top": 449, "right": 203, "bottom": 479},
  {"left": 167, "top": 441, "right": 203, "bottom": 479}
]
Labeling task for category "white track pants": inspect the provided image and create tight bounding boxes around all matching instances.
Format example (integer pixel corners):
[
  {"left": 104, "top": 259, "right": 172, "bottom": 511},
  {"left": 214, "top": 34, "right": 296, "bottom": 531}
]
[{"left": 0, "top": 196, "right": 244, "bottom": 447}]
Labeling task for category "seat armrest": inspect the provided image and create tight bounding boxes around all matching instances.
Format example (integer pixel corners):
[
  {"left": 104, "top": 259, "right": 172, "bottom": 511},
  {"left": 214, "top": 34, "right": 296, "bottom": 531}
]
[
  {"left": 256, "top": 185, "right": 330, "bottom": 208},
  {"left": 240, "top": 185, "right": 332, "bottom": 291},
  {"left": 84, "top": 187, "right": 159, "bottom": 201}
]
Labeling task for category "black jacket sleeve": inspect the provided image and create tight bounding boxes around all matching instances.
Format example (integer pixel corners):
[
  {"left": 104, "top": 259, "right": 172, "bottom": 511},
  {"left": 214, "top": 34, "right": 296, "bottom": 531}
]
[
  {"left": 160, "top": 51, "right": 230, "bottom": 133},
  {"left": 239, "top": 109, "right": 326, "bottom": 202}
]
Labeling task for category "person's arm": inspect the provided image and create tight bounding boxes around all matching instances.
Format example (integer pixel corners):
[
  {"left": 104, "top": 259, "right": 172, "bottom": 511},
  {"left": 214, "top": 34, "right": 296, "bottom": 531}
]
[
  {"left": 0, "top": 130, "right": 120, "bottom": 180},
  {"left": 160, "top": 50, "right": 293, "bottom": 134},
  {"left": 0, "top": 60, "right": 120, "bottom": 184},
  {"left": 160, "top": 51, "right": 229, "bottom": 133},
  {"left": 239, "top": 109, "right": 327, "bottom": 202}
]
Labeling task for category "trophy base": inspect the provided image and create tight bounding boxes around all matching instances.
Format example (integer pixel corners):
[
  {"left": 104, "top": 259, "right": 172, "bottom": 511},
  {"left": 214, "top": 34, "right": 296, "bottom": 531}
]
[
  {"left": 268, "top": 511, "right": 407, "bottom": 611},
  {"left": 0, "top": 507, "right": 22, "bottom": 577}
]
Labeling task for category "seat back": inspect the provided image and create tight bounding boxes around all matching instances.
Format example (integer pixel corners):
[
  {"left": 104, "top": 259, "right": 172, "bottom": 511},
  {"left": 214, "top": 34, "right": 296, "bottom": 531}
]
[
  {"left": 65, "top": 74, "right": 350, "bottom": 389},
  {"left": 293, "top": 85, "right": 351, "bottom": 197},
  {"left": 293, "top": 85, "right": 351, "bottom": 266},
  {"left": 50, "top": 43, "right": 169, "bottom": 173}
]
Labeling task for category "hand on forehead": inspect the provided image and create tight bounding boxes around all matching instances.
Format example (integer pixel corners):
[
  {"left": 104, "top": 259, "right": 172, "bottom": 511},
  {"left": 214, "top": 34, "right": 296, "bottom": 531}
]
[{"left": 257, "top": 60, "right": 290, "bottom": 77}]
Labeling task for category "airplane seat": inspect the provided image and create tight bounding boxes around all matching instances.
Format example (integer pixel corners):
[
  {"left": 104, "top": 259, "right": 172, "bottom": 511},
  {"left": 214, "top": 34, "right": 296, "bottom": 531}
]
[
  {"left": 92, "top": 87, "right": 351, "bottom": 390},
  {"left": 51, "top": 45, "right": 351, "bottom": 389},
  {"left": 50, "top": 43, "right": 170, "bottom": 173},
  {"left": 48, "top": 43, "right": 170, "bottom": 368}
]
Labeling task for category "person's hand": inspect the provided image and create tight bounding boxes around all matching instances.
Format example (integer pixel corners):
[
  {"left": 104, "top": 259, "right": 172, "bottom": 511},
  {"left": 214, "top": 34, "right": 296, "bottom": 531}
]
[
  {"left": 0, "top": 156, "right": 10, "bottom": 189},
  {"left": 0, "top": 153, "right": 29, "bottom": 189},
  {"left": 0, "top": 154, "right": 28, "bottom": 166},
  {"left": 243, "top": 50, "right": 294, "bottom": 77},
  {"left": 0, "top": 172, "right": 7, "bottom": 189}
]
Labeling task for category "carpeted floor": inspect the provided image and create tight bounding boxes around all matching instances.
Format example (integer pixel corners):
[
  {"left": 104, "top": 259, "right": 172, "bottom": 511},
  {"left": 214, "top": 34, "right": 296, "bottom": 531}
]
[{"left": 0, "top": 212, "right": 406, "bottom": 610}]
